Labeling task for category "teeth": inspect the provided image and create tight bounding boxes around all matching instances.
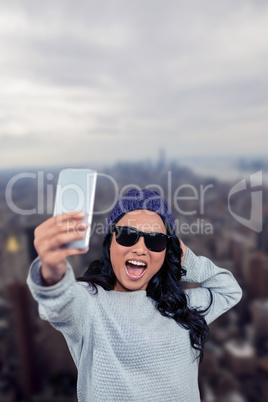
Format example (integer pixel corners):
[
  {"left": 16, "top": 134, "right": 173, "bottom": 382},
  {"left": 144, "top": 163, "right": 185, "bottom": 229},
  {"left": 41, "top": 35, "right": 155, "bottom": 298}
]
[{"left": 127, "top": 260, "right": 147, "bottom": 267}]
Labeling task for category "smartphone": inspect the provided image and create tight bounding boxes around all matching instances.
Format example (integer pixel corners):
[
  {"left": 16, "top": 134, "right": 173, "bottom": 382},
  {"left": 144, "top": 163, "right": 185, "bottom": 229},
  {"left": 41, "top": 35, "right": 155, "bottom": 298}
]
[{"left": 53, "top": 168, "right": 97, "bottom": 249}]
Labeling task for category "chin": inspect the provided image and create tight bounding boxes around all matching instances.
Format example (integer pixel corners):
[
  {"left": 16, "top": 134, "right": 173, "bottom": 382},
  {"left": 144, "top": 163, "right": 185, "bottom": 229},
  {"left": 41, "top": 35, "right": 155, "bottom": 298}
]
[{"left": 114, "top": 279, "right": 147, "bottom": 292}]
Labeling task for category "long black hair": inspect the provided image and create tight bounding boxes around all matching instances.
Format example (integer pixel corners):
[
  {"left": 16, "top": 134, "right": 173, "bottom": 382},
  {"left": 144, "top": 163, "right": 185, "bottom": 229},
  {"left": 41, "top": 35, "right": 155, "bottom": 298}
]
[{"left": 77, "top": 225, "right": 212, "bottom": 362}]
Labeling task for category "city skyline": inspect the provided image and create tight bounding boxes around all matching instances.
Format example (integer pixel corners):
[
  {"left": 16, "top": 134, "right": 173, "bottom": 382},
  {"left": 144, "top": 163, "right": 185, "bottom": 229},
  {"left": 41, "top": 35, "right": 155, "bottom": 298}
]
[{"left": 0, "top": 161, "right": 267, "bottom": 400}]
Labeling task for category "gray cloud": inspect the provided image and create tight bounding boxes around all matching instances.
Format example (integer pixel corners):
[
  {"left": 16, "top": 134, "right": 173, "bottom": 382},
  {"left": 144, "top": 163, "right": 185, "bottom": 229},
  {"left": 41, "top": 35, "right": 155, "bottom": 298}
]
[{"left": 0, "top": 0, "right": 267, "bottom": 167}]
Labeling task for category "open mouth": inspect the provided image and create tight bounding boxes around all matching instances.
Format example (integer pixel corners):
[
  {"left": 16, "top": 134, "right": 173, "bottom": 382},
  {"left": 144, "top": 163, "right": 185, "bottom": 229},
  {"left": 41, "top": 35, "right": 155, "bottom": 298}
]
[{"left": 125, "top": 259, "right": 147, "bottom": 280}]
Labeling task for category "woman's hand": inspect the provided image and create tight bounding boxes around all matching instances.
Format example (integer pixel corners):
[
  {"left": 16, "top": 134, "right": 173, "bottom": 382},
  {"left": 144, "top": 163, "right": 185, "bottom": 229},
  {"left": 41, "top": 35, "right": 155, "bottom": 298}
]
[{"left": 34, "top": 211, "right": 89, "bottom": 286}]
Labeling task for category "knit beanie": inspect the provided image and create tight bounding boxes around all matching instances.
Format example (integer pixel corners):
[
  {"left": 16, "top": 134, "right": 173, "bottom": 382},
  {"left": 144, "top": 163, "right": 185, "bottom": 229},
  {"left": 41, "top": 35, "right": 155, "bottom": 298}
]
[{"left": 103, "top": 188, "right": 175, "bottom": 239}]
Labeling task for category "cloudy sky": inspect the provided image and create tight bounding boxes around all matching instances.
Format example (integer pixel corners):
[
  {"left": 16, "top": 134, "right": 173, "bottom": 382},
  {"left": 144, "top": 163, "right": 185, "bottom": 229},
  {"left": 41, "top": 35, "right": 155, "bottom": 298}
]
[{"left": 0, "top": 0, "right": 267, "bottom": 169}]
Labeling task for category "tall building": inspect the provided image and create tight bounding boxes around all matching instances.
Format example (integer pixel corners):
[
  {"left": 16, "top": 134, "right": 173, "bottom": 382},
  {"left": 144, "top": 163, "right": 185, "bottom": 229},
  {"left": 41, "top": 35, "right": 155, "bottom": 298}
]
[
  {"left": 224, "top": 340, "right": 256, "bottom": 375},
  {"left": 251, "top": 300, "right": 268, "bottom": 338},
  {"left": 246, "top": 251, "right": 268, "bottom": 299},
  {"left": 8, "top": 282, "right": 41, "bottom": 399},
  {"left": 1, "top": 231, "right": 30, "bottom": 288},
  {"left": 257, "top": 215, "right": 268, "bottom": 255},
  {"left": 228, "top": 232, "right": 256, "bottom": 281}
]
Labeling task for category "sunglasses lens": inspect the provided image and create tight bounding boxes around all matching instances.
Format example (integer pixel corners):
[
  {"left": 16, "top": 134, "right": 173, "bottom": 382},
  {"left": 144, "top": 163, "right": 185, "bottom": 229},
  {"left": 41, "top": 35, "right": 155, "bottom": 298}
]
[
  {"left": 145, "top": 233, "right": 168, "bottom": 252},
  {"left": 114, "top": 227, "right": 138, "bottom": 247}
]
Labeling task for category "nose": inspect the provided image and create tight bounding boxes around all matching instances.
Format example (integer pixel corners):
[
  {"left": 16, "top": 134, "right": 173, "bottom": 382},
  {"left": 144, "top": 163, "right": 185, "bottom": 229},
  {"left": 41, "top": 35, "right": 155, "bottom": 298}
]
[{"left": 132, "top": 235, "right": 147, "bottom": 254}]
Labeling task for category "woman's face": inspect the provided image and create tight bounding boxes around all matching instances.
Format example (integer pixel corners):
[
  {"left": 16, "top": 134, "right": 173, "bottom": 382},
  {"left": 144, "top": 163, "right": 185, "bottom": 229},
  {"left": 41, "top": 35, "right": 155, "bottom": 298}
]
[{"left": 110, "top": 209, "right": 167, "bottom": 292}]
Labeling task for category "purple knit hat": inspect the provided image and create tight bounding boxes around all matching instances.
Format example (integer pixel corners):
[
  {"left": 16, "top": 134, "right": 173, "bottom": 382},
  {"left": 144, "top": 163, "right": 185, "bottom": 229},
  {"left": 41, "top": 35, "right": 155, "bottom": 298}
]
[{"left": 103, "top": 188, "right": 175, "bottom": 239}]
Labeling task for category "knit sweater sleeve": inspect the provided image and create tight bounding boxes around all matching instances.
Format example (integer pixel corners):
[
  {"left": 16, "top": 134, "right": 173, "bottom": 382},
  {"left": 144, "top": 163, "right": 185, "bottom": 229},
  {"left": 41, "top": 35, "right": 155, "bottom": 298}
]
[
  {"left": 26, "top": 257, "right": 95, "bottom": 365},
  {"left": 181, "top": 248, "right": 242, "bottom": 325}
]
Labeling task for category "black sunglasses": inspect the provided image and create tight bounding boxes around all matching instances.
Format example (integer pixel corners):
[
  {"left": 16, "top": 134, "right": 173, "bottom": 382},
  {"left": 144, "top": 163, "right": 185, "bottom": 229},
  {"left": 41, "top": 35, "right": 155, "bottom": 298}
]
[{"left": 112, "top": 225, "right": 171, "bottom": 252}]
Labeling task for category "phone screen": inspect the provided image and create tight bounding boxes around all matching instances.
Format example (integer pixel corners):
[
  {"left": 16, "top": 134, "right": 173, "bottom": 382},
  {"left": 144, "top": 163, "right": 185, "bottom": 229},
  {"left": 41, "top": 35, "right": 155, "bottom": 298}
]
[{"left": 53, "top": 168, "right": 97, "bottom": 249}]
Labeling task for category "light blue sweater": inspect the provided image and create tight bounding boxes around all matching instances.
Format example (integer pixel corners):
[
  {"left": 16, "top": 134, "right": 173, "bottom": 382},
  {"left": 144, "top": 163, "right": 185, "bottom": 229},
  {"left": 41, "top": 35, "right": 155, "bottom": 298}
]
[{"left": 27, "top": 248, "right": 242, "bottom": 402}]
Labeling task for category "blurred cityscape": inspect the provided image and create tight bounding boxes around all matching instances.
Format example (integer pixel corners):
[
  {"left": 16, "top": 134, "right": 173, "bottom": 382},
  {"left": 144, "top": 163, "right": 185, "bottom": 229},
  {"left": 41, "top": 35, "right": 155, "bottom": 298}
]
[{"left": 0, "top": 157, "right": 267, "bottom": 402}]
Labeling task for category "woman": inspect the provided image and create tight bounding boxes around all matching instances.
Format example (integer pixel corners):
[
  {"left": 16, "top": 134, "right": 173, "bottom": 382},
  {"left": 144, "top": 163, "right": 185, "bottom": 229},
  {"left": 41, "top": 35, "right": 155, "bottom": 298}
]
[{"left": 27, "top": 189, "right": 242, "bottom": 401}]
